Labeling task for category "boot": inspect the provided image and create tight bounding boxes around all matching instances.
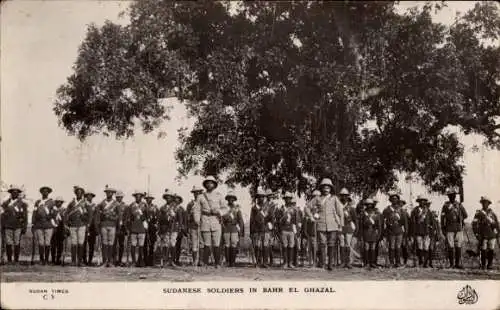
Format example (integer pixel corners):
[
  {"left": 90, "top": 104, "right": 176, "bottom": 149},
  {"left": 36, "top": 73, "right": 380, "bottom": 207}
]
[
  {"left": 45, "top": 246, "right": 51, "bottom": 265},
  {"left": 317, "top": 247, "right": 324, "bottom": 268},
  {"left": 394, "top": 248, "right": 400, "bottom": 268},
  {"left": 137, "top": 246, "right": 143, "bottom": 267},
  {"left": 131, "top": 246, "right": 136, "bottom": 265},
  {"left": 39, "top": 246, "right": 45, "bottom": 264},
  {"left": 417, "top": 249, "right": 423, "bottom": 266},
  {"left": 370, "top": 248, "right": 377, "bottom": 268},
  {"left": 231, "top": 247, "right": 238, "bottom": 267},
  {"left": 422, "top": 250, "right": 428, "bottom": 268},
  {"left": 363, "top": 248, "right": 369, "bottom": 267},
  {"left": 192, "top": 251, "right": 199, "bottom": 267},
  {"left": 327, "top": 246, "right": 333, "bottom": 270},
  {"left": 170, "top": 247, "right": 178, "bottom": 267},
  {"left": 175, "top": 237, "right": 182, "bottom": 265},
  {"left": 14, "top": 245, "right": 20, "bottom": 262},
  {"left": 203, "top": 247, "right": 211, "bottom": 266},
  {"left": 77, "top": 245, "right": 83, "bottom": 266},
  {"left": 365, "top": 249, "right": 372, "bottom": 269},
  {"left": 293, "top": 246, "right": 298, "bottom": 267},
  {"left": 288, "top": 247, "right": 294, "bottom": 269},
  {"left": 388, "top": 249, "right": 394, "bottom": 267},
  {"left": 255, "top": 247, "right": 261, "bottom": 267},
  {"left": 447, "top": 248, "right": 454, "bottom": 268},
  {"left": 225, "top": 247, "right": 231, "bottom": 267},
  {"left": 213, "top": 246, "right": 220, "bottom": 268},
  {"left": 428, "top": 250, "right": 434, "bottom": 268},
  {"left": 345, "top": 247, "right": 352, "bottom": 268},
  {"left": 455, "top": 247, "right": 463, "bottom": 269},
  {"left": 282, "top": 246, "right": 288, "bottom": 269},
  {"left": 261, "top": 247, "right": 268, "bottom": 268},
  {"left": 108, "top": 245, "right": 114, "bottom": 267},
  {"left": 402, "top": 246, "right": 408, "bottom": 265},
  {"left": 71, "top": 245, "right": 76, "bottom": 265},
  {"left": 118, "top": 242, "right": 124, "bottom": 266},
  {"left": 487, "top": 249, "right": 494, "bottom": 270},
  {"left": 480, "top": 250, "right": 486, "bottom": 269},
  {"left": 102, "top": 245, "right": 108, "bottom": 267}
]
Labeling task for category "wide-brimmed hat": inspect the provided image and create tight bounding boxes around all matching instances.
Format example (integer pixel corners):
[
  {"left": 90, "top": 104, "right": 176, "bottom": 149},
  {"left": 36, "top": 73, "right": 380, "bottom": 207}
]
[
  {"left": 104, "top": 186, "right": 116, "bottom": 193},
  {"left": 283, "top": 192, "right": 293, "bottom": 199},
  {"left": 319, "top": 178, "right": 334, "bottom": 189},
  {"left": 480, "top": 196, "right": 492, "bottom": 204},
  {"left": 39, "top": 186, "right": 52, "bottom": 194},
  {"left": 312, "top": 190, "right": 321, "bottom": 196},
  {"left": 162, "top": 190, "right": 175, "bottom": 199},
  {"left": 84, "top": 191, "right": 96, "bottom": 198},
  {"left": 132, "top": 190, "right": 145, "bottom": 197},
  {"left": 174, "top": 194, "right": 183, "bottom": 203},
  {"left": 446, "top": 187, "right": 459, "bottom": 195},
  {"left": 115, "top": 191, "right": 124, "bottom": 198},
  {"left": 225, "top": 191, "right": 237, "bottom": 201},
  {"left": 339, "top": 188, "right": 349, "bottom": 195},
  {"left": 416, "top": 195, "right": 428, "bottom": 202},
  {"left": 364, "top": 198, "right": 375, "bottom": 205},
  {"left": 54, "top": 196, "right": 65, "bottom": 202},
  {"left": 202, "top": 176, "right": 218, "bottom": 189},
  {"left": 73, "top": 185, "right": 85, "bottom": 193},
  {"left": 145, "top": 194, "right": 155, "bottom": 200},
  {"left": 190, "top": 185, "right": 204, "bottom": 193},
  {"left": 7, "top": 185, "right": 22, "bottom": 194}
]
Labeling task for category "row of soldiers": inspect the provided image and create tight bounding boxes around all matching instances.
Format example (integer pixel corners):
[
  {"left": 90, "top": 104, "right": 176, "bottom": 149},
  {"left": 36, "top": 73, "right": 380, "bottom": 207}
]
[{"left": 1, "top": 177, "right": 499, "bottom": 270}]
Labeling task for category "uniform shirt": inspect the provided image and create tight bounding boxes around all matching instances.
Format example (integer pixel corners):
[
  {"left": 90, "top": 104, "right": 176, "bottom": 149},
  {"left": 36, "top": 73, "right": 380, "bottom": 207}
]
[
  {"left": 250, "top": 202, "right": 275, "bottom": 234},
  {"left": 64, "top": 198, "right": 88, "bottom": 227},
  {"left": 382, "top": 205, "right": 408, "bottom": 236},
  {"left": 359, "top": 208, "right": 383, "bottom": 242},
  {"left": 472, "top": 208, "right": 500, "bottom": 239},
  {"left": 341, "top": 202, "right": 358, "bottom": 234},
  {"left": 97, "top": 199, "right": 121, "bottom": 228},
  {"left": 116, "top": 201, "right": 127, "bottom": 231},
  {"left": 157, "top": 203, "right": 184, "bottom": 234},
  {"left": 280, "top": 206, "right": 299, "bottom": 232},
  {"left": 86, "top": 202, "right": 98, "bottom": 231},
  {"left": 410, "top": 206, "right": 434, "bottom": 236},
  {"left": 145, "top": 204, "right": 159, "bottom": 233},
  {"left": 1, "top": 198, "right": 28, "bottom": 230},
  {"left": 195, "top": 191, "right": 224, "bottom": 232},
  {"left": 306, "top": 194, "right": 344, "bottom": 232},
  {"left": 32, "top": 198, "right": 57, "bottom": 229},
  {"left": 127, "top": 201, "right": 147, "bottom": 234},
  {"left": 440, "top": 201, "right": 467, "bottom": 232},
  {"left": 222, "top": 204, "right": 244, "bottom": 235},
  {"left": 186, "top": 199, "right": 201, "bottom": 229}
]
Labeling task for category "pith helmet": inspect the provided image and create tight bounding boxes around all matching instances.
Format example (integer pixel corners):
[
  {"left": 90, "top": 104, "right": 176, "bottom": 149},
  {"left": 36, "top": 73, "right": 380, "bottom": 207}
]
[
  {"left": 190, "top": 185, "right": 204, "bottom": 193},
  {"left": 319, "top": 178, "right": 334, "bottom": 189},
  {"left": 73, "top": 185, "right": 85, "bottom": 194},
  {"left": 54, "top": 196, "right": 65, "bottom": 202},
  {"left": 446, "top": 187, "right": 459, "bottom": 195},
  {"left": 364, "top": 198, "right": 375, "bottom": 205},
  {"left": 162, "top": 189, "right": 175, "bottom": 199},
  {"left": 84, "top": 191, "right": 96, "bottom": 198},
  {"left": 480, "top": 196, "right": 492, "bottom": 204},
  {"left": 7, "top": 185, "right": 22, "bottom": 194},
  {"left": 39, "top": 186, "right": 52, "bottom": 194},
  {"left": 225, "top": 191, "right": 237, "bottom": 201},
  {"left": 202, "top": 176, "right": 218, "bottom": 189},
  {"left": 132, "top": 190, "right": 144, "bottom": 197},
  {"left": 174, "top": 194, "right": 183, "bottom": 203},
  {"left": 115, "top": 191, "right": 124, "bottom": 198},
  {"left": 104, "top": 186, "right": 116, "bottom": 193},
  {"left": 416, "top": 195, "right": 427, "bottom": 202}
]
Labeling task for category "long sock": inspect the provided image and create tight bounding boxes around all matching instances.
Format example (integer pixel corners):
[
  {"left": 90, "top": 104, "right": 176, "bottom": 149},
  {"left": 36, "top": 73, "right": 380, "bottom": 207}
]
[
  {"left": 131, "top": 246, "right": 136, "bottom": 264},
  {"left": 394, "top": 248, "right": 400, "bottom": 267},
  {"left": 204, "top": 247, "right": 211, "bottom": 266},
  {"left": 487, "top": 249, "right": 494, "bottom": 269},
  {"left": 108, "top": 245, "right": 114, "bottom": 265},
  {"left": 45, "top": 246, "right": 50, "bottom": 264},
  {"left": 71, "top": 245, "right": 76, "bottom": 264},
  {"left": 371, "top": 248, "right": 377, "bottom": 267},
  {"left": 118, "top": 241, "right": 124, "bottom": 265},
  {"left": 447, "top": 248, "right": 454, "bottom": 267},
  {"left": 428, "top": 249, "right": 433, "bottom": 267},
  {"left": 327, "top": 246, "right": 333, "bottom": 270},
  {"left": 422, "top": 250, "right": 428, "bottom": 267},
  {"left": 455, "top": 247, "right": 462, "bottom": 268},
  {"left": 138, "top": 246, "right": 144, "bottom": 266},
  {"left": 6, "top": 245, "right": 12, "bottom": 262},
  {"left": 288, "top": 247, "right": 294, "bottom": 268},
  {"left": 14, "top": 245, "right": 20, "bottom": 262},
  {"left": 388, "top": 249, "right": 394, "bottom": 266},
  {"left": 402, "top": 246, "right": 408, "bottom": 264},
  {"left": 214, "top": 246, "right": 220, "bottom": 266},
  {"left": 102, "top": 244, "right": 108, "bottom": 265},
  {"left": 346, "top": 247, "right": 351, "bottom": 267},
  {"left": 39, "top": 246, "right": 45, "bottom": 263},
  {"left": 88, "top": 238, "right": 95, "bottom": 265},
  {"left": 192, "top": 251, "right": 198, "bottom": 266},
  {"left": 225, "top": 247, "right": 230, "bottom": 266}
]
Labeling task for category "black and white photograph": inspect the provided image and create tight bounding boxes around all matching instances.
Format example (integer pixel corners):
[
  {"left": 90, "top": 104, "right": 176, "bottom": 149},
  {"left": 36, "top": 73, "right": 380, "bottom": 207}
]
[{"left": 1, "top": 0, "right": 499, "bottom": 309}]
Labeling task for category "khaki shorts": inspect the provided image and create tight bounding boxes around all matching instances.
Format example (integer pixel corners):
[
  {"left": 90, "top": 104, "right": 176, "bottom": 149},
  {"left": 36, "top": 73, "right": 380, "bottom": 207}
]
[
  {"left": 160, "top": 232, "right": 178, "bottom": 247},
  {"left": 446, "top": 231, "right": 463, "bottom": 248},
  {"left": 252, "top": 232, "right": 271, "bottom": 248},
  {"left": 35, "top": 228, "right": 53, "bottom": 246},
  {"left": 387, "top": 234, "right": 403, "bottom": 249},
  {"left": 223, "top": 232, "right": 239, "bottom": 248},
  {"left": 101, "top": 226, "right": 116, "bottom": 246},
  {"left": 130, "top": 233, "right": 146, "bottom": 247},
  {"left": 340, "top": 233, "right": 353, "bottom": 247},
  {"left": 416, "top": 235, "right": 431, "bottom": 250},
  {"left": 317, "top": 231, "right": 340, "bottom": 247},
  {"left": 281, "top": 231, "right": 295, "bottom": 248},
  {"left": 202, "top": 230, "right": 221, "bottom": 247},
  {"left": 4, "top": 228, "right": 22, "bottom": 245},
  {"left": 70, "top": 226, "right": 86, "bottom": 246},
  {"left": 190, "top": 229, "right": 201, "bottom": 251},
  {"left": 479, "top": 238, "right": 497, "bottom": 250}
]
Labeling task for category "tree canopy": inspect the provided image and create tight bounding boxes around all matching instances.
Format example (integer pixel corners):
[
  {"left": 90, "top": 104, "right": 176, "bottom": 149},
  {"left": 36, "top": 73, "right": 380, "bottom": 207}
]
[{"left": 54, "top": 1, "right": 500, "bottom": 197}]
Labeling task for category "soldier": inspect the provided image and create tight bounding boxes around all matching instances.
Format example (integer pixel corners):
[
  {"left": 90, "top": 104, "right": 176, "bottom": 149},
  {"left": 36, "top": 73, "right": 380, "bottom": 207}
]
[
  {"left": 195, "top": 176, "right": 224, "bottom": 268},
  {"left": 338, "top": 188, "right": 356, "bottom": 269},
  {"left": 304, "top": 190, "right": 320, "bottom": 267},
  {"left": 82, "top": 191, "right": 97, "bottom": 266},
  {"left": 399, "top": 199, "right": 411, "bottom": 266},
  {"left": 32, "top": 186, "right": 57, "bottom": 265},
  {"left": 144, "top": 194, "right": 158, "bottom": 267},
  {"left": 383, "top": 191, "right": 408, "bottom": 268},
  {"left": 50, "top": 196, "right": 65, "bottom": 265},
  {"left": 280, "top": 192, "right": 298, "bottom": 269},
  {"left": 127, "top": 190, "right": 147, "bottom": 267},
  {"left": 185, "top": 186, "right": 203, "bottom": 266},
  {"left": 440, "top": 187, "right": 468, "bottom": 269},
  {"left": 64, "top": 186, "right": 88, "bottom": 266},
  {"left": 426, "top": 201, "right": 440, "bottom": 268},
  {"left": 359, "top": 198, "right": 383, "bottom": 269},
  {"left": 113, "top": 191, "right": 127, "bottom": 266},
  {"left": 410, "top": 196, "right": 433, "bottom": 267},
  {"left": 472, "top": 196, "right": 499, "bottom": 270},
  {"left": 1, "top": 185, "right": 28, "bottom": 264},
  {"left": 271, "top": 190, "right": 285, "bottom": 267},
  {"left": 250, "top": 188, "right": 275, "bottom": 268},
  {"left": 306, "top": 178, "right": 344, "bottom": 270},
  {"left": 173, "top": 194, "right": 187, "bottom": 266},
  {"left": 221, "top": 191, "right": 244, "bottom": 267},
  {"left": 291, "top": 197, "right": 304, "bottom": 267},
  {"left": 158, "top": 190, "right": 184, "bottom": 267},
  {"left": 97, "top": 187, "right": 121, "bottom": 267}
]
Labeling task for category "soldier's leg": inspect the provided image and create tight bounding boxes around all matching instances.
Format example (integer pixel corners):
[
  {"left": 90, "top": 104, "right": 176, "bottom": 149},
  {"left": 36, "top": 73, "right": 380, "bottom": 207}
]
[
  {"left": 401, "top": 237, "right": 409, "bottom": 265},
  {"left": 326, "top": 231, "right": 335, "bottom": 270},
  {"left": 486, "top": 238, "right": 495, "bottom": 269},
  {"left": 117, "top": 228, "right": 125, "bottom": 265},
  {"left": 416, "top": 236, "right": 423, "bottom": 266},
  {"left": 174, "top": 232, "right": 183, "bottom": 265},
  {"left": 130, "top": 234, "right": 137, "bottom": 264},
  {"left": 212, "top": 228, "right": 222, "bottom": 268},
  {"left": 201, "top": 231, "right": 211, "bottom": 266},
  {"left": 423, "top": 235, "right": 430, "bottom": 268},
  {"left": 223, "top": 232, "right": 231, "bottom": 266},
  {"left": 44, "top": 229, "right": 53, "bottom": 265},
  {"left": 50, "top": 229, "right": 57, "bottom": 264},
  {"left": 190, "top": 229, "right": 199, "bottom": 266},
  {"left": 13, "top": 229, "right": 21, "bottom": 263},
  {"left": 137, "top": 233, "right": 146, "bottom": 267},
  {"left": 88, "top": 229, "right": 96, "bottom": 266},
  {"left": 363, "top": 241, "right": 370, "bottom": 268},
  {"left": 231, "top": 232, "right": 239, "bottom": 267},
  {"left": 100, "top": 227, "right": 108, "bottom": 266},
  {"left": 454, "top": 231, "right": 464, "bottom": 269},
  {"left": 394, "top": 234, "right": 402, "bottom": 267},
  {"left": 109, "top": 227, "right": 116, "bottom": 266},
  {"left": 345, "top": 233, "right": 353, "bottom": 268},
  {"left": 35, "top": 229, "right": 44, "bottom": 264},
  {"left": 445, "top": 232, "right": 455, "bottom": 267},
  {"left": 317, "top": 231, "right": 326, "bottom": 268},
  {"left": 253, "top": 234, "right": 262, "bottom": 267},
  {"left": 170, "top": 232, "right": 178, "bottom": 266},
  {"left": 387, "top": 236, "right": 395, "bottom": 267}
]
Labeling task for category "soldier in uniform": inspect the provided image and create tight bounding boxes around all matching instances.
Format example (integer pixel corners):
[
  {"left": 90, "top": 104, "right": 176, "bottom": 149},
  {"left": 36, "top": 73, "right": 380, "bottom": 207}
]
[
  {"left": 410, "top": 195, "right": 433, "bottom": 267},
  {"left": 382, "top": 191, "right": 408, "bottom": 268},
  {"left": 399, "top": 199, "right": 411, "bottom": 266},
  {"left": 267, "top": 189, "right": 281, "bottom": 266},
  {"left": 426, "top": 201, "right": 440, "bottom": 268},
  {"left": 306, "top": 178, "right": 344, "bottom": 270},
  {"left": 158, "top": 190, "right": 184, "bottom": 267},
  {"left": 250, "top": 188, "right": 275, "bottom": 268},
  {"left": 82, "top": 191, "right": 97, "bottom": 266},
  {"left": 185, "top": 186, "right": 203, "bottom": 266},
  {"left": 472, "top": 196, "right": 499, "bottom": 269},
  {"left": 1, "top": 185, "right": 28, "bottom": 264},
  {"left": 338, "top": 188, "right": 356, "bottom": 269},
  {"left": 221, "top": 191, "right": 244, "bottom": 267},
  {"left": 173, "top": 194, "right": 186, "bottom": 266},
  {"left": 32, "top": 186, "right": 57, "bottom": 265},
  {"left": 440, "top": 187, "right": 468, "bottom": 269},
  {"left": 195, "top": 176, "right": 224, "bottom": 268},
  {"left": 144, "top": 194, "right": 158, "bottom": 267},
  {"left": 280, "top": 192, "right": 298, "bottom": 269},
  {"left": 304, "top": 190, "right": 320, "bottom": 267},
  {"left": 50, "top": 196, "right": 65, "bottom": 265},
  {"left": 291, "top": 197, "right": 304, "bottom": 267},
  {"left": 113, "top": 191, "right": 127, "bottom": 266},
  {"left": 359, "top": 198, "right": 383, "bottom": 269},
  {"left": 127, "top": 190, "right": 147, "bottom": 267},
  {"left": 97, "top": 187, "right": 121, "bottom": 267},
  {"left": 64, "top": 186, "right": 88, "bottom": 266}
]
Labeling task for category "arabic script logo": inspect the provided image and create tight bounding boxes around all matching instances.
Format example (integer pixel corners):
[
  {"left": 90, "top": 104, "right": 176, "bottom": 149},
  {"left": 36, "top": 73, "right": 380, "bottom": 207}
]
[{"left": 457, "top": 285, "right": 478, "bottom": 305}]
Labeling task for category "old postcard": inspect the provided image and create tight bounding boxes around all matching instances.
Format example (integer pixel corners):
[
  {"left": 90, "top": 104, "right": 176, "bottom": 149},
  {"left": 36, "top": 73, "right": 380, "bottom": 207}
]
[{"left": 1, "top": 0, "right": 499, "bottom": 309}]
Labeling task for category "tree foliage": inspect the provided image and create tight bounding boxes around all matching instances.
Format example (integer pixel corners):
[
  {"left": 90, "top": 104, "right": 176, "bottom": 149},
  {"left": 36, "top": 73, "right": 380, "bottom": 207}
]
[{"left": 54, "top": 1, "right": 500, "bottom": 196}]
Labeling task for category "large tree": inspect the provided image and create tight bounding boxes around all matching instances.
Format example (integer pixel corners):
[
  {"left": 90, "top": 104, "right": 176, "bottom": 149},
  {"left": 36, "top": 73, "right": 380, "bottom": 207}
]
[{"left": 54, "top": 1, "right": 500, "bottom": 197}]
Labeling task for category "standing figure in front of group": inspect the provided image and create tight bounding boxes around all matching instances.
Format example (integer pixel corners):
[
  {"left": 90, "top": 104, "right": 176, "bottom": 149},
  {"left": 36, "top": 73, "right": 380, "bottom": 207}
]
[
  {"left": 399, "top": 199, "right": 411, "bottom": 266},
  {"left": 127, "top": 190, "right": 148, "bottom": 267},
  {"left": 173, "top": 194, "right": 186, "bottom": 266},
  {"left": 291, "top": 197, "right": 304, "bottom": 267},
  {"left": 64, "top": 186, "right": 89, "bottom": 266},
  {"left": 221, "top": 191, "right": 244, "bottom": 267},
  {"left": 1, "top": 185, "right": 28, "bottom": 264},
  {"left": 196, "top": 176, "right": 224, "bottom": 268},
  {"left": 144, "top": 194, "right": 158, "bottom": 267},
  {"left": 97, "top": 187, "right": 122, "bottom": 267},
  {"left": 32, "top": 186, "right": 57, "bottom": 265},
  {"left": 410, "top": 196, "right": 435, "bottom": 268},
  {"left": 82, "top": 191, "right": 97, "bottom": 266},
  {"left": 280, "top": 192, "right": 298, "bottom": 269},
  {"left": 383, "top": 191, "right": 408, "bottom": 268},
  {"left": 113, "top": 191, "right": 127, "bottom": 266},
  {"left": 158, "top": 190, "right": 184, "bottom": 267},
  {"left": 472, "top": 196, "right": 499, "bottom": 270},
  {"left": 359, "top": 198, "right": 383, "bottom": 269},
  {"left": 250, "top": 188, "right": 275, "bottom": 268},
  {"left": 440, "top": 187, "right": 468, "bottom": 269},
  {"left": 50, "top": 197, "right": 66, "bottom": 265},
  {"left": 186, "top": 186, "right": 203, "bottom": 267},
  {"left": 338, "top": 188, "right": 356, "bottom": 269},
  {"left": 304, "top": 190, "right": 320, "bottom": 267},
  {"left": 307, "top": 178, "right": 344, "bottom": 271}
]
